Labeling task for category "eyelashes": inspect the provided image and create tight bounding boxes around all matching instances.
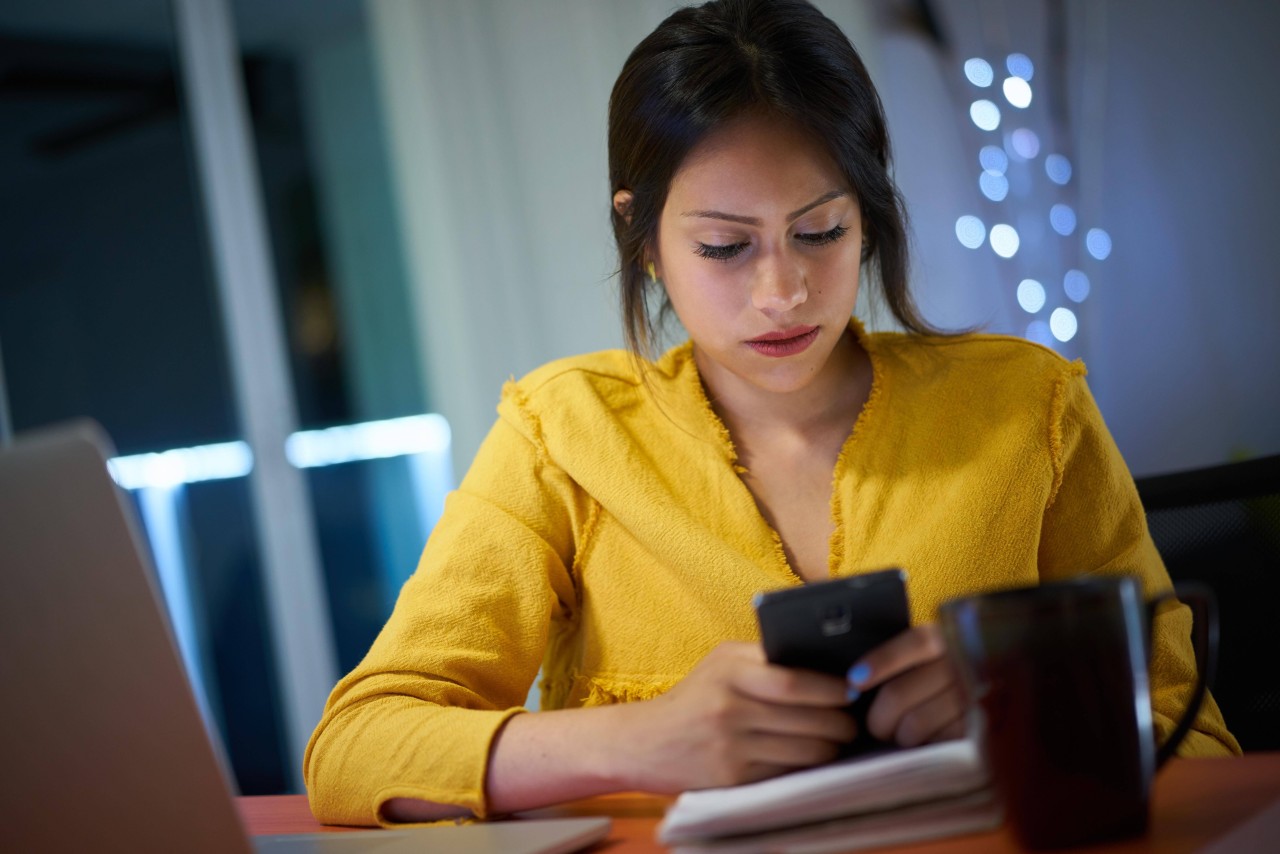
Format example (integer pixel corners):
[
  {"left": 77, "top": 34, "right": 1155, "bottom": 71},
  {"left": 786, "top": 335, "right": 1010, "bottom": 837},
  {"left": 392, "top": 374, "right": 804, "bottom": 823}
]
[
  {"left": 694, "top": 241, "right": 748, "bottom": 261},
  {"left": 796, "top": 224, "right": 850, "bottom": 247},
  {"left": 694, "top": 224, "right": 851, "bottom": 262}
]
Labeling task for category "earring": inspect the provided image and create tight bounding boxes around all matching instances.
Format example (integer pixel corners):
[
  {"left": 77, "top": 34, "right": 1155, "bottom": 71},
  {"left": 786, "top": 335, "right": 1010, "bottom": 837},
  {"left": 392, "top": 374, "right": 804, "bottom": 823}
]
[{"left": 646, "top": 261, "right": 658, "bottom": 282}]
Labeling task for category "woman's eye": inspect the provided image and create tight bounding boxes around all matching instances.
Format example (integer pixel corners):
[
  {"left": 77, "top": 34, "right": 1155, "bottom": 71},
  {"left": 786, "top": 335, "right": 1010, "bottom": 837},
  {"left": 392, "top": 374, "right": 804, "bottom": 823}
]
[
  {"left": 695, "top": 242, "right": 748, "bottom": 261},
  {"left": 795, "top": 224, "right": 850, "bottom": 246},
  {"left": 694, "top": 225, "right": 847, "bottom": 261}
]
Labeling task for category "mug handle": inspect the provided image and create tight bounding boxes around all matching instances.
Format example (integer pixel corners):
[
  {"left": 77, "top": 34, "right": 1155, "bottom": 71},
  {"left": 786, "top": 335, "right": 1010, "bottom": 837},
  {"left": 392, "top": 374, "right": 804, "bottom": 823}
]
[{"left": 1145, "top": 582, "right": 1218, "bottom": 768}]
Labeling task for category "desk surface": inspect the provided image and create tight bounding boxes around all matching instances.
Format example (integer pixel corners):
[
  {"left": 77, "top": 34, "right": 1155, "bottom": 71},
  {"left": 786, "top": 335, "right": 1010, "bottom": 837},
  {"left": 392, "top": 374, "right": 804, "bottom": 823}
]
[{"left": 239, "top": 754, "right": 1280, "bottom": 853}]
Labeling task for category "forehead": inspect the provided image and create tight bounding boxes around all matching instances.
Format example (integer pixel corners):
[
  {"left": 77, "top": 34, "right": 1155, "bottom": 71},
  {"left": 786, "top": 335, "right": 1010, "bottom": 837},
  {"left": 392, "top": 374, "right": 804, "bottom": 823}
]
[{"left": 668, "top": 111, "right": 850, "bottom": 205}]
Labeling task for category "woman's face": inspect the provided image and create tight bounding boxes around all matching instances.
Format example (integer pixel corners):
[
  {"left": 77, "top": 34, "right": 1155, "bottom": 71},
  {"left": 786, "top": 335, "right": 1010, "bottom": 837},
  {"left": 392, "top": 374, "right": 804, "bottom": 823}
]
[{"left": 650, "top": 111, "right": 863, "bottom": 399}]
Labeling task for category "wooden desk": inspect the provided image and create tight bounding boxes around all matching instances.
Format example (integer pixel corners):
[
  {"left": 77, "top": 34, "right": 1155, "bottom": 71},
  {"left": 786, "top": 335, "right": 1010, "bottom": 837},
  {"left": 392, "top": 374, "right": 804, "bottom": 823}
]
[{"left": 239, "top": 754, "right": 1280, "bottom": 852}]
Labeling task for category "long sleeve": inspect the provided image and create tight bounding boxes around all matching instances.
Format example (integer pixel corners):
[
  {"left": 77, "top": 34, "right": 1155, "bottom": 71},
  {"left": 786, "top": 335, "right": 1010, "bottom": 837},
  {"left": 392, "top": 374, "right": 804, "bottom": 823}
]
[
  {"left": 1036, "top": 367, "right": 1240, "bottom": 757},
  {"left": 303, "top": 387, "right": 591, "bottom": 825}
]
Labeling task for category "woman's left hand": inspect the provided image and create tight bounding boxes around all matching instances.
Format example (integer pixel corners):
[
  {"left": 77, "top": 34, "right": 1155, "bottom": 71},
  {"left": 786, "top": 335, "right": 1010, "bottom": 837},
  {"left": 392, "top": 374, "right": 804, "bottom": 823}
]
[{"left": 848, "top": 624, "right": 968, "bottom": 747}]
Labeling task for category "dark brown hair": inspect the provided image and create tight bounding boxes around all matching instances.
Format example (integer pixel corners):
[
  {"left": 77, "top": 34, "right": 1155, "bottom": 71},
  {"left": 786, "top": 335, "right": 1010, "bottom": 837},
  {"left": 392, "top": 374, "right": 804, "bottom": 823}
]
[{"left": 608, "top": 0, "right": 938, "bottom": 358}]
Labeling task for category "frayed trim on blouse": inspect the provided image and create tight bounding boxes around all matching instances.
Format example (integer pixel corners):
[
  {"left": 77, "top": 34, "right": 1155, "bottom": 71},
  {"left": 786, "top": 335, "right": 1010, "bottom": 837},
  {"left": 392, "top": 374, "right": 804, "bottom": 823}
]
[
  {"left": 566, "top": 498, "right": 601, "bottom": 609},
  {"left": 767, "top": 528, "right": 793, "bottom": 578},
  {"left": 828, "top": 318, "right": 885, "bottom": 577},
  {"left": 683, "top": 350, "right": 739, "bottom": 465},
  {"left": 539, "top": 672, "right": 675, "bottom": 708},
  {"left": 1046, "top": 360, "right": 1088, "bottom": 510},
  {"left": 501, "top": 379, "right": 549, "bottom": 466}
]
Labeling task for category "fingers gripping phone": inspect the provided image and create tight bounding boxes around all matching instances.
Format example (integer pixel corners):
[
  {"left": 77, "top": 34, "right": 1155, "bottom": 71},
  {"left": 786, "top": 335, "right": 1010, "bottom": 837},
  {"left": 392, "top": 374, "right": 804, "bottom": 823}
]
[{"left": 754, "top": 568, "right": 910, "bottom": 754}]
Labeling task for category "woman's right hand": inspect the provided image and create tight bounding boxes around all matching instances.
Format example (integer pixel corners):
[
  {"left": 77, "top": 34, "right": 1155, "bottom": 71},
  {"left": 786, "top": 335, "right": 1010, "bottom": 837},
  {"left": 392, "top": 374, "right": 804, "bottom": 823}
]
[{"left": 613, "top": 641, "right": 856, "bottom": 792}]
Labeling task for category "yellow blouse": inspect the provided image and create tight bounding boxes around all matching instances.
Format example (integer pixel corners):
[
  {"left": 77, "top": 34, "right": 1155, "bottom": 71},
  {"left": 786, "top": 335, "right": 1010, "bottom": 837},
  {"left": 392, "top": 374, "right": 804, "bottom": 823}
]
[{"left": 304, "top": 325, "right": 1239, "bottom": 826}]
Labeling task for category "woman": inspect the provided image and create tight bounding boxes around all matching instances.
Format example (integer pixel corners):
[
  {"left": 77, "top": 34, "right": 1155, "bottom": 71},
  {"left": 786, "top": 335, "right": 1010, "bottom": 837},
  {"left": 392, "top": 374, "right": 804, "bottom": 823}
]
[{"left": 305, "top": 0, "right": 1238, "bottom": 826}]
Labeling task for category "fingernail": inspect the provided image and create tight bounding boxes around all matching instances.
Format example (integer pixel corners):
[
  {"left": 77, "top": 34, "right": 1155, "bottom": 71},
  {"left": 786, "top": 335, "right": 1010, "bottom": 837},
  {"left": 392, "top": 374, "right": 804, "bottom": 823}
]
[
  {"left": 847, "top": 663, "right": 871, "bottom": 686},
  {"left": 845, "top": 685, "right": 861, "bottom": 703}
]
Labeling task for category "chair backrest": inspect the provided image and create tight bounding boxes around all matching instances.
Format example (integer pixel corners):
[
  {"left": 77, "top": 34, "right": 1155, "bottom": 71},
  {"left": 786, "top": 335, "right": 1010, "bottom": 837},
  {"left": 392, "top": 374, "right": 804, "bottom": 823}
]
[{"left": 1136, "top": 454, "right": 1280, "bottom": 752}]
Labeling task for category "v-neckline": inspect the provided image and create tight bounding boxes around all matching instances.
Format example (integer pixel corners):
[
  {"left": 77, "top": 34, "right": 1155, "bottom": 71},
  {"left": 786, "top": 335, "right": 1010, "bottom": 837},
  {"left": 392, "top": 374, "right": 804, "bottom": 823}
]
[{"left": 681, "top": 318, "right": 888, "bottom": 583}]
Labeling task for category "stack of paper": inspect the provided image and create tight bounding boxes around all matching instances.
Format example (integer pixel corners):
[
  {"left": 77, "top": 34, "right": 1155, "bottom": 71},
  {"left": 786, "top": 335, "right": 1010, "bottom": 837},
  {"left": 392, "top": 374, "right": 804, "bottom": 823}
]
[{"left": 657, "top": 737, "right": 1000, "bottom": 853}]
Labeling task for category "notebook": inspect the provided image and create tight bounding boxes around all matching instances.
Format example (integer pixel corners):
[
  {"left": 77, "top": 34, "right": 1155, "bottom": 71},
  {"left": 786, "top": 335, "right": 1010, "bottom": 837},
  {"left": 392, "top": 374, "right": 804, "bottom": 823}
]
[
  {"left": 657, "top": 736, "right": 999, "bottom": 852},
  {"left": 0, "top": 421, "right": 609, "bottom": 854},
  {"left": 659, "top": 737, "right": 992, "bottom": 843}
]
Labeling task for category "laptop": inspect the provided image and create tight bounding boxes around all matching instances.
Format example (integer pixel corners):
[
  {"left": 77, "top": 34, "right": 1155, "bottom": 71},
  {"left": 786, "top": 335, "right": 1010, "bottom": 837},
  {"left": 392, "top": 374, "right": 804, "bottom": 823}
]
[{"left": 0, "top": 421, "right": 610, "bottom": 854}]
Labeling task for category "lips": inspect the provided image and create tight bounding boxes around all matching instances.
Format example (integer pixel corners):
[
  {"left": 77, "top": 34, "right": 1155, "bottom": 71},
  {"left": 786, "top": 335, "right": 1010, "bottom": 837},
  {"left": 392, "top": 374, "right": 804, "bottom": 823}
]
[{"left": 745, "top": 325, "right": 820, "bottom": 357}]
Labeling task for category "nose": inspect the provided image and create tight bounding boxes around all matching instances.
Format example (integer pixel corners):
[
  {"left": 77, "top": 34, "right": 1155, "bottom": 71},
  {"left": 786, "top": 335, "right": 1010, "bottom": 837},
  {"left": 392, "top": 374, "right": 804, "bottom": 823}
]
[{"left": 750, "top": 252, "right": 807, "bottom": 313}]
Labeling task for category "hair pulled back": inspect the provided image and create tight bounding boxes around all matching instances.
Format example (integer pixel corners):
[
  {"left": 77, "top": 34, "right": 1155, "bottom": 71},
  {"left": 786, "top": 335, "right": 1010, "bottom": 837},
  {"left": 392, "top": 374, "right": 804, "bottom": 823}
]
[{"left": 608, "top": 0, "right": 934, "bottom": 357}]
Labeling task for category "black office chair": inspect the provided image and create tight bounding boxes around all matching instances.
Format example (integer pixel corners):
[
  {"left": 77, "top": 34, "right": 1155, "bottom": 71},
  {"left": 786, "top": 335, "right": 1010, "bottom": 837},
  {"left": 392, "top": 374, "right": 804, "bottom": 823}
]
[{"left": 1136, "top": 454, "right": 1280, "bottom": 752}]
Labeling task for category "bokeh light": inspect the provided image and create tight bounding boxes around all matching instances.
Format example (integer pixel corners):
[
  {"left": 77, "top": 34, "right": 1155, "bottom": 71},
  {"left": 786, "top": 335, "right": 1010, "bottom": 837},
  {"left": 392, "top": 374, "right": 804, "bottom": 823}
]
[
  {"left": 1086, "top": 228, "right": 1113, "bottom": 260},
  {"left": 1009, "top": 128, "right": 1040, "bottom": 160},
  {"left": 1050, "top": 307, "right": 1078, "bottom": 342},
  {"left": 1026, "top": 320, "right": 1053, "bottom": 347},
  {"left": 979, "top": 171, "right": 1009, "bottom": 202},
  {"left": 1064, "top": 270, "right": 1091, "bottom": 303},
  {"left": 970, "top": 100, "right": 1002, "bottom": 131},
  {"left": 1006, "top": 53, "right": 1035, "bottom": 81},
  {"left": 965, "top": 58, "right": 994, "bottom": 87},
  {"left": 1050, "top": 204, "right": 1077, "bottom": 236},
  {"left": 955, "top": 215, "right": 987, "bottom": 249},
  {"left": 1045, "top": 153, "right": 1073, "bottom": 184},
  {"left": 1017, "top": 279, "right": 1046, "bottom": 313},
  {"left": 1003, "top": 76, "right": 1032, "bottom": 108},
  {"left": 990, "top": 224, "right": 1020, "bottom": 258},
  {"left": 979, "top": 145, "right": 1009, "bottom": 174}
]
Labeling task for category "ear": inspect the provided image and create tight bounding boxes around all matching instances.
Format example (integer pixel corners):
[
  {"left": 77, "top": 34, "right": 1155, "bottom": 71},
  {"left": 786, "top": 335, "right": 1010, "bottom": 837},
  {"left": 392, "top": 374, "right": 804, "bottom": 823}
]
[
  {"left": 612, "top": 189, "right": 634, "bottom": 223},
  {"left": 613, "top": 189, "right": 661, "bottom": 278}
]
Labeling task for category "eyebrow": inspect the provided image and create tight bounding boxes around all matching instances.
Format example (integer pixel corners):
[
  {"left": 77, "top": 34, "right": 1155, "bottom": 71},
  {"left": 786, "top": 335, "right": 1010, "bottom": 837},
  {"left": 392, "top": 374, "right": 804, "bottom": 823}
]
[{"left": 681, "top": 189, "right": 849, "bottom": 226}]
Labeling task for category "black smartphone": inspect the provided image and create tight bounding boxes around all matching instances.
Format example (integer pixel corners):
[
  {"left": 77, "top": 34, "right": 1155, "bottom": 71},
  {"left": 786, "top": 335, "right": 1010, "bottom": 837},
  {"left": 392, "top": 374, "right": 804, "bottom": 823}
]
[{"left": 754, "top": 568, "right": 910, "bottom": 753}]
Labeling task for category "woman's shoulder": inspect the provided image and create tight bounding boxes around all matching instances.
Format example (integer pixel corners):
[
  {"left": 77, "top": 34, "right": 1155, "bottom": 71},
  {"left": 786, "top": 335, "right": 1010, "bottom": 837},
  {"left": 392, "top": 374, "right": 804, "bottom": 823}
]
[
  {"left": 500, "top": 342, "right": 696, "bottom": 418},
  {"left": 862, "top": 328, "right": 1090, "bottom": 433},
  {"left": 495, "top": 343, "right": 705, "bottom": 465},
  {"left": 868, "top": 327, "right": 1084, "bottom": 389}
]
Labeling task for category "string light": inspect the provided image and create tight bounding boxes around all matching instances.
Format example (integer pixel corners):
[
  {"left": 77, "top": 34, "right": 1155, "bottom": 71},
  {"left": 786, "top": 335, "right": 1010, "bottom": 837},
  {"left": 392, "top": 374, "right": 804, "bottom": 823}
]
[
  {"left": 1064, "top": 270, "right": 1091, "bottom": 303},
  {"left": 1086, "top": 228, "right": 1113, "bottom": 260},
  {"left": 1017, "top": 279, "right": 1046, "bottom": 313},
  {"left": 970, "top": 100, "right": 1002, "bottom": 131},
  {"left": 989, "top": 224, "right": 1020, "bottom": 258},
  {"left": 965, "top": 58, "right": 994, "bottom": 87},
  {"left": 1009, "top": 128, "right": 1040, "bottom": 160},
  {"left": 1026, "top": 320, "right": 1053, "bottom": 347},
  {"left": 955, "top": 215, "right": 987, "bottom": 249},
  {"left": 1050, "top": 204, "right": 1077, "bottom": 236},
  {"left": 979, "top": 145, "right": 1009, "bottom": 174},
  {"left": 956, "top": 56, "right": 1113, "bottom": 350},
  {"left": 1003, "top": 77, "right": 1033, "bottom": 108},
  {"left": 1045, "top": 153, "right": 1073, "bottom": 185},
  {"left": 1050, "top": 307, "right": 1078, "bottom": 342},
  {"left": 1006, "top": 53, "right": 1035, "bottom": 80},
  {"left": 980, "top": 171, "right": 1009, "bottom": 201}
]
